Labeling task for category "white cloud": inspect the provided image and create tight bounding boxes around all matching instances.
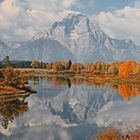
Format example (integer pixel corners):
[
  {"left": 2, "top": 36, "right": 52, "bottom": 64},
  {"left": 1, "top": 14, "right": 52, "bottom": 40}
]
[
  {"left": 15, "top": 27, "right": 37, "bottom": 39},
  {"left": 0, "top": 0, "right": 79, "bottom": 41},
  {"left": 0, "top": 33, "right": 11, "bottom": 40},
  {"left": 0, "top": 13, "right": 13, "bottom": 29},
  {"left": 0, "top": 0, "right": 19, "bottom": 16},
  {"left": 0, "top": 0, "right": 140, "bottom": 46},
  {"left": 96, "top": 4, "right": 140, "bottom": 45}
]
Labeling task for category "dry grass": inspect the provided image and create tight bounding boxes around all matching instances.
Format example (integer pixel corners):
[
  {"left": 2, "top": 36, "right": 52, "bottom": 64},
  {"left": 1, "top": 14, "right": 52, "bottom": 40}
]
[
  {"left": 0, "top": 67, "right": 32, "bottom": 94},
  {"left": 92, "top": 128, "right": 140, "bottom": 140},
  {"left": 0, "top": 86, "right": 22, "bottom": 94}
]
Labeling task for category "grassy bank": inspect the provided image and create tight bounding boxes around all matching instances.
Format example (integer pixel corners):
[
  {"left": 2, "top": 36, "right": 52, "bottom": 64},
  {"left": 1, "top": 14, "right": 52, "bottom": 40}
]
[
  {"left": 15, "top": 68, "right": 140, "bottom": 85},
  {"left": 0, "top": 67, "right": 36, "bottom": 95}
]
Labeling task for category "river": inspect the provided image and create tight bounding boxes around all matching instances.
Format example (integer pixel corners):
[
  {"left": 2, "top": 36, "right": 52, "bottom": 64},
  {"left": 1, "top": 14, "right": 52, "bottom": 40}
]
[{"left": 0, "top": 77, "right": 140, "bottom": 140}]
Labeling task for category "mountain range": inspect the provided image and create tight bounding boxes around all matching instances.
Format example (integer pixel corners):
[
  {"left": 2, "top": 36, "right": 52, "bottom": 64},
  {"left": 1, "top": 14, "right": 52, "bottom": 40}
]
[{"left": 0, "top": 13, "right": 140, "bottom": 63}]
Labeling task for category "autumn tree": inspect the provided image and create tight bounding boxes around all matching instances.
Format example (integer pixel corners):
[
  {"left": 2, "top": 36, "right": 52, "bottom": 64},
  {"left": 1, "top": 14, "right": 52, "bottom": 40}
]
[
  {"left": 57, "top": 63, "right": 65, "bottom": 71},
  {"left": 31, "top": 60, "right": 39, "bottom": 69},
  {"left": 134, "top": 64, "right": 140, "bottom": 76},
  {"left": 84, "top": 63, "right": 96, "bottom": 72},
  {"left": 61, "top": 61, "right": 69, "bottom": 70},
  {"left": 118, "top": 60, "right": 138, "bottom": 77},
  {"left": 94, "top": 61, "right": 106, "bottom": 71},
  {"left": 46, "top": 63, "right": 52, "bottom": 70},
  {"left": 52, "top": 61, "right": 69, "bottom": 71},
  {"left": 71, "top": 63, "right": 83, "bottom": 72},
  {"left": 107, "top": 62, "right": 120, "bottom": 75},
  {"left": 2, "top": 67, "right": 27, "bottom": 87}
]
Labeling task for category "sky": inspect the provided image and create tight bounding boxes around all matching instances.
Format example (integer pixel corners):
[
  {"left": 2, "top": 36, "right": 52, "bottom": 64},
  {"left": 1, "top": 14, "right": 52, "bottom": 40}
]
[{"left": 0, "top": 0, "right": 140, "bottom": 45}]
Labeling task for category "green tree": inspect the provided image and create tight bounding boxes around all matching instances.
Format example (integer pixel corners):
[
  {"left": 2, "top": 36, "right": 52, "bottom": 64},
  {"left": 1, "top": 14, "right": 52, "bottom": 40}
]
[
  {"left": 68, "top": 60, "right": 72, "bottom": 70},
  {"left": 3, "top": 56, "right": 10, "bottom": 67}
]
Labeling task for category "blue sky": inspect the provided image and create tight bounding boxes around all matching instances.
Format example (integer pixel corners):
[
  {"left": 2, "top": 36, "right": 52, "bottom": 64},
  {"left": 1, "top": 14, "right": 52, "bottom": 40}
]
[
  {"left": 0, "top": 0, "right": 140, "bottom": 45},
  {"left": 73, "top": 0, "right": 134, "bottom": 14}
]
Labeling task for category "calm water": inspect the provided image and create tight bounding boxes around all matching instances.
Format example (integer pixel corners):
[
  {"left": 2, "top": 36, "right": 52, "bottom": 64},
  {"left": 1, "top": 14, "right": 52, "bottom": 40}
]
[{"left": 0, "top": 77, "right": 140, "bottom": 140}]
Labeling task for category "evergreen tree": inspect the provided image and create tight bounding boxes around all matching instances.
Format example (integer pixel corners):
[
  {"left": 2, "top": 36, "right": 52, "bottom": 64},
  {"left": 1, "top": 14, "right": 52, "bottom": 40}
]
[
  {"left": 68, "top": 60, "right": 72, "bottom": 69},
  {"left": 2, "top": 56, "right": 10, "bottom": 67}
]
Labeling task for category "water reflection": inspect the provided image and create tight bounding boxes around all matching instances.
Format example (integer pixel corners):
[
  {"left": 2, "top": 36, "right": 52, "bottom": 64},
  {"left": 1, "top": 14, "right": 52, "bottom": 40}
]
[
  {"left": 118, "top": 84, "right": 140, "bottom": 100},
  {"left": 0, "top": 77, "right": 140, "bottom": 140},
  {"left": 42, "top": 77, "right": 140, "bottom": 100},
  {"left": 0, "top": 94, "right": 29, "bottom": 129}
]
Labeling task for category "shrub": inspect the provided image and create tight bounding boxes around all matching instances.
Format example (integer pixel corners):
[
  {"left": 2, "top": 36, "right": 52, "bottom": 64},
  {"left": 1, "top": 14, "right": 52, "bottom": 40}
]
[{"left": 1, "top": 67, "right": 27, "bottom": 87}]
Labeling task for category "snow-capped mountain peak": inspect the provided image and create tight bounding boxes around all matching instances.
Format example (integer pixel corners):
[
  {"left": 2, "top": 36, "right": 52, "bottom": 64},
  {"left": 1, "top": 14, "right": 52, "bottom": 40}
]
[{"left": 0, "top": 13, "right": 139, "bottom": 62}]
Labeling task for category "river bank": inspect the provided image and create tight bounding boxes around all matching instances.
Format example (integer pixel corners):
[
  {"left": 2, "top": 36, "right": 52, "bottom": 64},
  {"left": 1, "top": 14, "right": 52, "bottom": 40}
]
[
  {"left": 0, "top": 67, "right": 36, "bottom": 95},
  {"left": 16, "top": 68, "right": 140, "bottom": 85}
]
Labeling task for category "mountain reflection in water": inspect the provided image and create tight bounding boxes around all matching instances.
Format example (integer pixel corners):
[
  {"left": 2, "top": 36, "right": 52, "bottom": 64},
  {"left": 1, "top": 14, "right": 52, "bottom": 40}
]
[{"left": 0, "top": 77, "right": 140, "bottom": 140}]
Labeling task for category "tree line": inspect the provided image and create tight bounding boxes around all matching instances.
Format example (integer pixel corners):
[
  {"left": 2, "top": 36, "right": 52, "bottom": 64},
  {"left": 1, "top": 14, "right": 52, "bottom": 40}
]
[
  {"left": 46, "top": 60, "right": 140, "bottom": 77},
  {"left": 0, "top": 56, "right": 140, "bottom": 77},
  {"left": 0, "top": 56, "right": 47, "bottom": 69}
]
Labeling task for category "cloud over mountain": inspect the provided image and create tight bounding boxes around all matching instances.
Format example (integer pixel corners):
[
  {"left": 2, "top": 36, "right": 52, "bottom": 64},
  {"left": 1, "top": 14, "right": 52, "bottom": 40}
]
[
  {"left": 0, "top": 0, "right": 140, "bottom": 46},
  {"left": 0, "top": 0, "right": 79, "bottom": 41},
  {"left": 96, "top": 2, "right": 140, "bottom": 45},
  {"left": 0, "top": 13, "right": 139, "bottom": 62}
]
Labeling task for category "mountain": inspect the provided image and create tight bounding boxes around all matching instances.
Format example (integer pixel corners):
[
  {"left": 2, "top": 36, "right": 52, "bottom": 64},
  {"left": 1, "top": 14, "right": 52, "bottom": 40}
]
[
  {"left": 0, "top": 13, "right": 140, "bottom": 62},
  {"left": 46, "top": 85, "right": 122, "bottom": 124},
  {"left": 9, "top": 39, "right": 75, "bottom": 62}
]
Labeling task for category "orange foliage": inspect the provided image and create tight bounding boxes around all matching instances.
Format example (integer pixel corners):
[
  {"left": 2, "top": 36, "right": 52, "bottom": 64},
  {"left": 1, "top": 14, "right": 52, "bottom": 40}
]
[
  {"left": 93, "top": 128, "right": 120, "bottom": 140},
  {"left": 31, "top": 60, "right": 39, "bottom": 68},
  {"left": 118, "top": 60, "right": 139, "bottom": 77},
  {"left": 71, "top": 63, "right": 83, "bottom": 72},
  {"left": 118, "top": 85, "right": 140, "bottom": 100},
  {"left": 92, "top": 128, "right": 140, "bottom": 140},
  {"left": 52, "top": 61, "right": 68, "bottom": 71},
  {"left": 84, "top": 63, "right": 96, "bottom": 72}
]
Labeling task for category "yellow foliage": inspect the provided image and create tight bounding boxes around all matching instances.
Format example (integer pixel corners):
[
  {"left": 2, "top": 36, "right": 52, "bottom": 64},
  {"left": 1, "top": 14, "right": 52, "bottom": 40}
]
[
  {"left": 71, "top": 63, "right": 83, "bottom": 72},
  {"left": 1, "top": 67, "right": 27, "bottom": 87},
  {"left": 31, "top": 60, "right": 39, "bottom": 69}
]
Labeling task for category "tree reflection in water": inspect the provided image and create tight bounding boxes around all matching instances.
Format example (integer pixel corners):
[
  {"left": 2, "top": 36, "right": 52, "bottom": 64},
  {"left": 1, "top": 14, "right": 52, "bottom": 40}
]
[
  {"left": 0, "top": 95, "right": 29, "bottom": 129},
  {"left": 45, "top": 77, "right": 140, "bottom": 100},
  {"left": 118, "top": 84, "right": 140, "bottom": 100}
]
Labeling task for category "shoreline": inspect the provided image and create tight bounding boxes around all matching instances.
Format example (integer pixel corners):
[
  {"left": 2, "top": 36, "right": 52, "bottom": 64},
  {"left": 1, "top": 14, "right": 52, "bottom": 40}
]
[
  {"left": 16, "top": 68, "right": 140, "bottom": 85},
  {"left": 0, "top": 68, "right": 139, "bottom": 94}
]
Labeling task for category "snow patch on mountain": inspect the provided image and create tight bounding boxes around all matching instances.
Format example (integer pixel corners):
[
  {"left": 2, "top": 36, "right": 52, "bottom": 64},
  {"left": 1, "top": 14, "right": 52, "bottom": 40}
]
[{"left": 0, "top": 12, "right": 140, "bottom": 62}]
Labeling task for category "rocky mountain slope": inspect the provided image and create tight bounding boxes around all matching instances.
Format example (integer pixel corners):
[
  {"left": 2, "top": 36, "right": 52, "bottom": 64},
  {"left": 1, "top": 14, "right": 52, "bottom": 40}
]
[{"left": 0, "top": 13, "right": 139, "bottom": 62}]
